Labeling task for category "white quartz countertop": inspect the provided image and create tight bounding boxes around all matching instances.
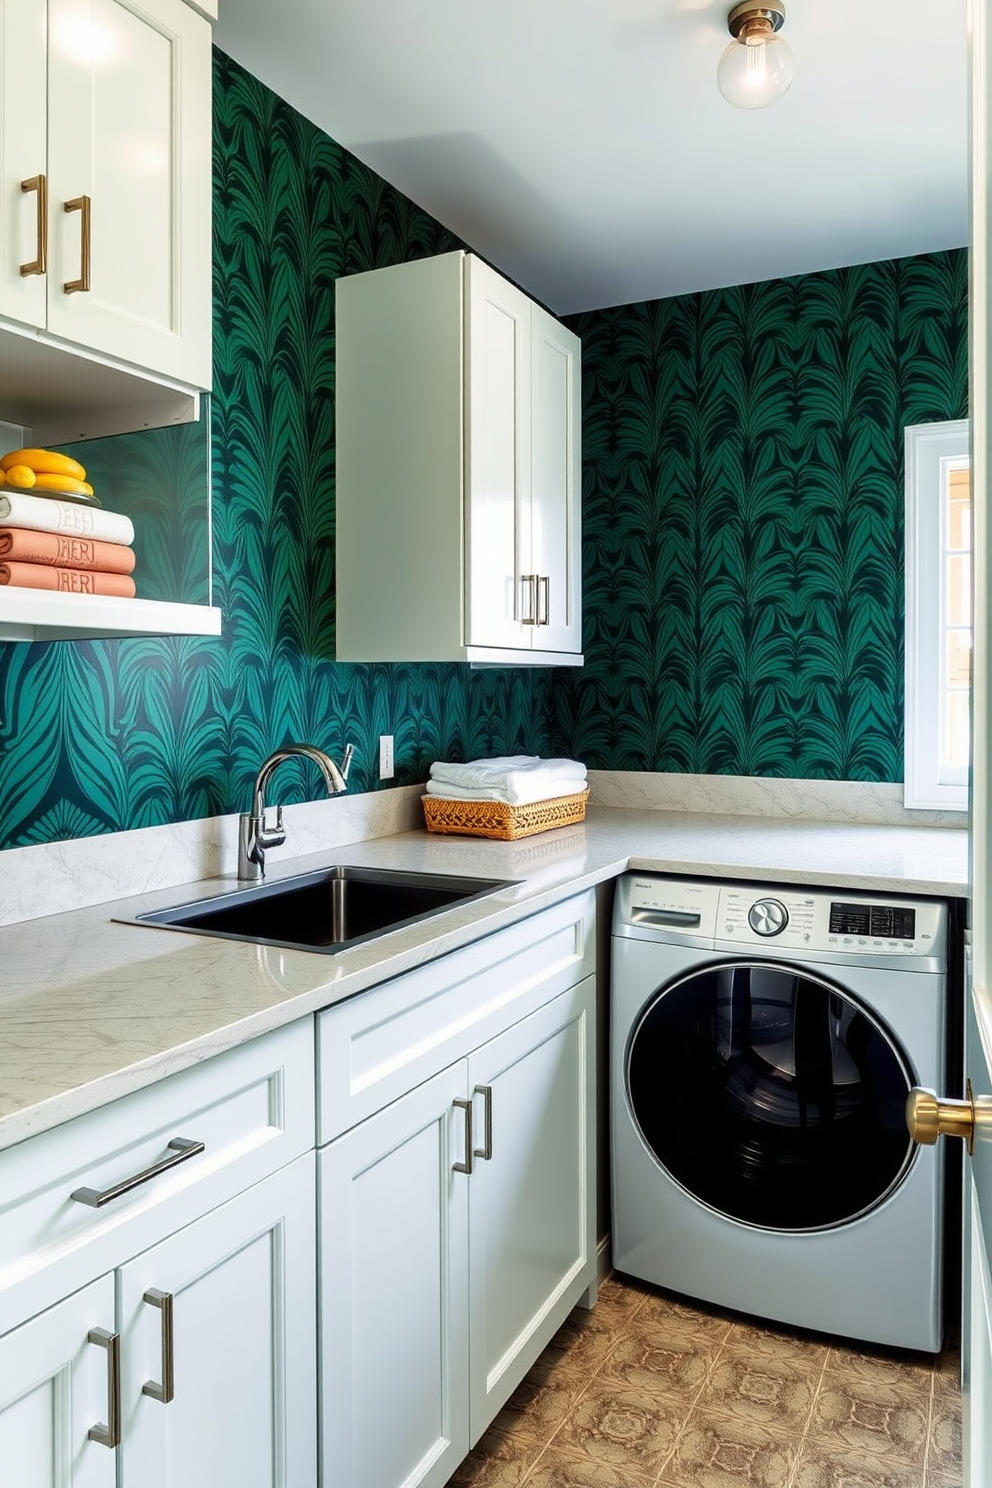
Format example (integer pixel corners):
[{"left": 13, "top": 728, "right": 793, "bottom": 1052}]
[{"left": 0, "top": 806, "right": 968, "bottom": 1152}]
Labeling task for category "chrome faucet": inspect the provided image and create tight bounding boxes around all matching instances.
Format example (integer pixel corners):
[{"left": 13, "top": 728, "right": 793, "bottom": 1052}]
[{"left": 238, "top": 742, "right": 355, "bottom": 881}]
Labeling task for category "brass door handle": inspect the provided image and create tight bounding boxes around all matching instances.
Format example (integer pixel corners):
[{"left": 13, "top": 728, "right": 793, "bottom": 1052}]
[
  {"left": 64, "top": 194, "right": 91, "bottom": 293},
  {"left": 906, "top": 1082, "right": 975, "bottom": 1154},
  {"left": 20, "top": 174, "right": 47, "bottom": 276}
]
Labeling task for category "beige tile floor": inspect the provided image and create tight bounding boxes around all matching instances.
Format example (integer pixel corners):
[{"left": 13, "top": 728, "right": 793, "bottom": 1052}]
[{"left": 450, "top": 1276, "right": 962, "bottom": 1488}]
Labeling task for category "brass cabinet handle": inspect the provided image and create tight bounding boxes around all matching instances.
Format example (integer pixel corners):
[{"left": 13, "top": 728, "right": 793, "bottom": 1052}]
[
  {"left": 453, "top": 1097, "right": 473, "bottom": 1174},
  {"left": 537, "top": 575, "right": 550, "bottom": 626},
  {"left": 87, "top": 1328, "right": 121, "bottom": 1448},
  {"left": 520, "top": 574, "right": 538, "bottom": 624},
  {"left": 19, "top": 174, "right": 47, "bottom": 276},
  {"left": 906, "top": 1082, "right": 975, "bottom": 1155},
  {"left": 142, "top": 1289, "right": 175, "bottom": 1404},
  {"left": 63, "top": 194, "right": 91, "bottom": 293},
  {"left": 70, "top": 1137, "right": 205, "bottom": 1208},
  {"left": 473, "top": 1084, "right": 493, "bottom": 1161}
]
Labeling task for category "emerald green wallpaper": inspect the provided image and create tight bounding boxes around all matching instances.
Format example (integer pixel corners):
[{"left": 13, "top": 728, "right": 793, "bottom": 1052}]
[
  {"left": 0, "top": 52, "right": 549, "bottom": 851},
  {"left": 548, "top": 250, "right": 968, "bottom": 780}
]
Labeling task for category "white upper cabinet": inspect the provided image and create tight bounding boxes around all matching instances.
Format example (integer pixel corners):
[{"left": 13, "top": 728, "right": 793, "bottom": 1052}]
[
  {"left": 0, "top": 0, "right": 212, "bottom": 412},
  {"left": 336, "top": 250, "right": 583, "bottom": 666}
]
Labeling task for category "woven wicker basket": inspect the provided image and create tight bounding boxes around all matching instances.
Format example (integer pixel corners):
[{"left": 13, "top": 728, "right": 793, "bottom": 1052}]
[{"left": 422, "top": 789, "right": 589, "bottom": 842}]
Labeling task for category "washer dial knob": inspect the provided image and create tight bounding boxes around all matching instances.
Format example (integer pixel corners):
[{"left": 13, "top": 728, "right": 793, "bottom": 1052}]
[{"left": 748, "top": 898, "right": 789, "bottom": 936}]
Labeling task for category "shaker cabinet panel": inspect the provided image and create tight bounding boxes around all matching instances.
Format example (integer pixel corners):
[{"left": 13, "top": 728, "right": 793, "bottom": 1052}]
[
  {"left": 0, "top": 0, "right": 47, "bottom": 330},
  {"left": 0, "top": 1273, "right": 117, "bottom": 1488}
]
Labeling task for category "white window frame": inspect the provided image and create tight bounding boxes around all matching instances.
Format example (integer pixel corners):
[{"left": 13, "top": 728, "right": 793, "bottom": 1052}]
[{"left": 904, "top": 418, "right": 971, "bottom": 811}]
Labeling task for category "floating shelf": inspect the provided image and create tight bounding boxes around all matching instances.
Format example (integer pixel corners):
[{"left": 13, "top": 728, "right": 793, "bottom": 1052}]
[{"left": 0, "top": 589, "right": 222, "bottom": 643}]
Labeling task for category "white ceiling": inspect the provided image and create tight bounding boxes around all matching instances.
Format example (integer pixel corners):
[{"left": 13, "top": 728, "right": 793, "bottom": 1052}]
[{"left": 214, "top": 0, "right": 970, "bottom": 317}]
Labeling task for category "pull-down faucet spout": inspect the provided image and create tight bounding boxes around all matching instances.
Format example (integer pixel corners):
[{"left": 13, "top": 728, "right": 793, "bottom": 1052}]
[{"left": 238, "top": 742, "right": 355, "bottom": 881}]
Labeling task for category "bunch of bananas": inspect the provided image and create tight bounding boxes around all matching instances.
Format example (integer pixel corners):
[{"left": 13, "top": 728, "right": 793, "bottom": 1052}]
[{"left": 0, "top": 447, "right": 94, "bottom": 499}]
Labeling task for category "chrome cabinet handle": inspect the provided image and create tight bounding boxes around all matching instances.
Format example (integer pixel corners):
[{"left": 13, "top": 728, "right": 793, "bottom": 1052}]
[
  {"left": 87, "top": 1329, "right": 121, "bottom": 1448},
  {"left": 453, "top": 1097, "right": 473, "bottom": 1174},
  {"left": 520, "top": 573, "right": 538, "bottom": 624},
  {"left": 142, "top": 1289, "right": 175, "bottom": 1403},
  {"left": 537, "top": 575, "right": 550, "bottom": 626},
  {"left": 70, "top": 1137, "right": 205, "bottom": 1208},
  {"left": 473, "top": 1084, "right": 493, "bottom": 1161},
  {"left": 63, "top": 194, "right": 91, "bottom": 293},
  {"left": 20, "top": 173, "right": 47, "bottom": 276}
]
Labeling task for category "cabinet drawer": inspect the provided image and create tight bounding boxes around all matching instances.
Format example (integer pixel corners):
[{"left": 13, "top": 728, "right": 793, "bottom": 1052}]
[
  {"left": 0, "top": 1018, "right": 314, "bottom": 1334},
  {"left": 317, "top": 891, "right": 595, "bottom": 1144}
]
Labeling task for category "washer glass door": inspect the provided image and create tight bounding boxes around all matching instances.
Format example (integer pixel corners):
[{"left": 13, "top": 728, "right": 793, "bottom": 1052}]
[{"left": 626, "top": 961, "right": 915, "bottom": 1231}]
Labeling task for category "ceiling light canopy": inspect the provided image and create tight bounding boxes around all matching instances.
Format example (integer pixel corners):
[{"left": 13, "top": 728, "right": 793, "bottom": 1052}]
[{"left": 717, "top": 1, "right": 793, "bottom": 110}]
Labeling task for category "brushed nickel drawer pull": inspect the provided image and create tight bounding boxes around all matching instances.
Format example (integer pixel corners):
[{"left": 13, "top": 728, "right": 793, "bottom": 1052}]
[
  {"left": 537, "top": 574, "right": 550, "bottom": 626},
  {"left": 142, "top": 1289, "right": 175, "bottom": 1403},
  {"left": 87, "top": 1328, "right": 121, "bottom": 1448},
  {"left": 71, "top": 1137, "right": 205, "bottom": 1208},
  {"left": 473, "top": 1084, "right": 493, "bottom": 1161},
  {"left": 19, "top": 173, "right": 47, "bottom": 276},
  {"left": 63, "top": 194, "right": 91, "bottom": 293},
  {"left": 453, "top": 1097, "right": 473, "bottom": 1174},
  {"left": 520, "top": 573, "right": 538, "bottom": 624}
]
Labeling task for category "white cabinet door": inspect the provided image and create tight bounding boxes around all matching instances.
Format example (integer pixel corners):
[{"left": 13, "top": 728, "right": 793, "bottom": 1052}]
[
  {"left": 45, "top": 0, "right": 212, "bottom": 386},
  {"left": 0, "top": 0, "right": 47, "bottom": 329},
  {"left": 530, "top": 304, "right": 582, "bottom": 654},
  {"left": 465, "top": 253, "right": 533, "bottom": 651},
  {"left": 0, "top": 1273, "right": 117, "bottom": 1488},
  {"left": 118, "top": 1154, "right": 317, "bottom": 1488},
  {"left": 319, "top": 1063, "right": 470, "bottom": 1488},
  {"left": 466, "top": 976, "right": 596, "bottom": 1440}
]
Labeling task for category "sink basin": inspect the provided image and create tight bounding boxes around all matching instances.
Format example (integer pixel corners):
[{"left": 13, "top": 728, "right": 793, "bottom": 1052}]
[{"left": 123, "top": 865, "right": 514, "bottom": 954}]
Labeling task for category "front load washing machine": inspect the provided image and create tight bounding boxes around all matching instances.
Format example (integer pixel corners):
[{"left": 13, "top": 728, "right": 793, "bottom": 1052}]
[{"left": 611, "top": 873, "right": 949, "bottom": 1352}]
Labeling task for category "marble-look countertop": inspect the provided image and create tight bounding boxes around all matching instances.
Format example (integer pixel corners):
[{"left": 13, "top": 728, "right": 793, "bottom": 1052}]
[{"left": 0, "top": 807, "right": 968, "bottom": 1153}]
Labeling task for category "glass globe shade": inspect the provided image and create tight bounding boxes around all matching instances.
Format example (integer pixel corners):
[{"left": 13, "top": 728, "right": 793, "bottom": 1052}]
[{"left": 717, "top": 30, "right": 794, "bottom": 109}]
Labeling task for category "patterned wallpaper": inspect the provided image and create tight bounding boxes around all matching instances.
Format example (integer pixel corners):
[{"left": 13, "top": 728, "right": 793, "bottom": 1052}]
[
  {"left": 547, "top": 250, "right": 968, "bottom": 781},
  {"left": 0, "top": 52, "right": 549, "bottom": 851}
]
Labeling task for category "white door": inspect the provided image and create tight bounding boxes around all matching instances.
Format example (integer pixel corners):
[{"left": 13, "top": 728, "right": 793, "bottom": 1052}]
[
  {"left": 530, "top": 304, "right": 582, "bottom": 654},
  {"left": 0, "top": 1273, "right": 117, "bottom": 1488},
  {"left": 45, "top": 0, "right": 212, "bottom": 386},
  {"left": 0, "top": 0, "right": 47, "bottom": 328},
  {"left": 465, "top": 254, "right": 533, "bottom": 650},
  {"left": 319, "top": 1062, "right": 471, "bottom": 1488},
  {"left": 967, "top": 0, "right": 992, "bottom": 1480},
  {"left": 118, "top": 1154, "right": 317, "bottom": 1488},
  {"left": 466, "top": 977, "right": 596, "bottom": 1442}
]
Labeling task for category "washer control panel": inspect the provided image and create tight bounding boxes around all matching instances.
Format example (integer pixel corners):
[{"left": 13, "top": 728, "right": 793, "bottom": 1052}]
[{"left": 617, "top": 875, "right": 947, "bottom": 962}]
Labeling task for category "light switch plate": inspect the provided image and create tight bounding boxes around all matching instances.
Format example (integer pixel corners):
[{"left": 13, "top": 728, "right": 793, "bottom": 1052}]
[{"left": 379, "top": 735, "right": 394, "bottom": 779}]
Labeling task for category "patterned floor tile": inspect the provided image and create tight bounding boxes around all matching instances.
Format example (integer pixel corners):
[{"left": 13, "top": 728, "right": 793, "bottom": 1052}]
[
  {"left": 629, "top": 1286, "right": 734, "bottom": 1345},
  {"left": 446, "top": 1427, "right": 541, "bottom": 1487},
  {"left": 791, "top": 1438, "right": 925, "bottom": 1487},
  {"left": 598, "top": 1316, "right": 721, "bottom": 1399},
  {"left": 493, "top": 1362, "right": 591, "bottom": 1445},
  {"left": 550, "top": 1374, "right": 686, "bottom": 1478},
  {"left": 809, "top": 1379, "right": 930, "bottom": 1466},
  {"left": 695, "top": 1344, "right": 819, "bottom": 1432},
  {"left": 726, "top": 1319, "right": 831, "bottom": 1368},
  {"left": 657, "top": 1408, "right": 797, "bottom": 1487},
  {"left": 926, "top": 1390, "right": 963, "bottom": 1478},
  {"left": 823, "top": 1341, "right": 935, "bottom": 1400},
  {"left": 524, "top": 1444, "right": 656, "bottom": 1487}
]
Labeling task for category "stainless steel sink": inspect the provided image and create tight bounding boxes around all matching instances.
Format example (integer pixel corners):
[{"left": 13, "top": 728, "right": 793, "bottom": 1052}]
[{"left": 121, "top": 865, "right": 514, "bottom": 954}]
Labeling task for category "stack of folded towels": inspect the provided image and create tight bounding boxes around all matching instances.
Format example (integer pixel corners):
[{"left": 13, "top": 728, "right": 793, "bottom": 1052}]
[
  {"left": 426, "top": 755, "right": 587, "bottom": 805},
  {"left": 0, "top": 447, "right": 137, "bottom": 599}
]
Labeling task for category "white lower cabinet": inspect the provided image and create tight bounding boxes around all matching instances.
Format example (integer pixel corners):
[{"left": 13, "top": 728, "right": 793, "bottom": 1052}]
[
  {"left": 0, "top": 1274, "right": 117, "bottom": 1488},
  {"left": 0, "top": 1020, "right": 317, "bottom": 1487},
  {"left": 118, "top": 1155, "right": 316, "bottom": 1488},
  {"left": 319, "top": 966, "right": 597, "bottom": 1488}
]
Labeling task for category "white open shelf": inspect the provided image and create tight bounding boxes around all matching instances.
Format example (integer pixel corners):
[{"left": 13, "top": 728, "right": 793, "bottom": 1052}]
[{"left": 0, "top": 588, "right": 222, "bottom": 643}]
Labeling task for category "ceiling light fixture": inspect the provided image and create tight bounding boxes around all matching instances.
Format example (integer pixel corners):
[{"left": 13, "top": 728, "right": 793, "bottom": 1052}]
[{"left": 717, "top": 1, "right": 793, "bottom": 110}]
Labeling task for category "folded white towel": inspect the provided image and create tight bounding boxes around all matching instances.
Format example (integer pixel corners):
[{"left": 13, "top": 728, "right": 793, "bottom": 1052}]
[
  {"left": 430, "top": 756, "right": 586, "bottom": 793},
  {"left": 425, "top": 776, "right": 587, "bottom": 806},
  {"left": 0, "top": 491, "right": 135, "bottom": 546}
]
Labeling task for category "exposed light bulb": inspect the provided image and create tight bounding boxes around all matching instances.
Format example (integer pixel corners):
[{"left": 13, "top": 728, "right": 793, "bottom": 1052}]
[{"left": 717, "top": 6, "right": 794, "bottom": 110}]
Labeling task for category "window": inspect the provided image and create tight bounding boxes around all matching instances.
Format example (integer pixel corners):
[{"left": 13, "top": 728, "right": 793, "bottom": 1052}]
[{"left": 904, "top": 419, "right": 972, "bottom": 811}]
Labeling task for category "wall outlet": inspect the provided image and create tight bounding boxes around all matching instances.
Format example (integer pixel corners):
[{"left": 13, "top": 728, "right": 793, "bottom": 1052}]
[{"left": 379, "top": 734, "right": 394, "bottom": 780}]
